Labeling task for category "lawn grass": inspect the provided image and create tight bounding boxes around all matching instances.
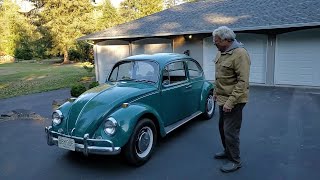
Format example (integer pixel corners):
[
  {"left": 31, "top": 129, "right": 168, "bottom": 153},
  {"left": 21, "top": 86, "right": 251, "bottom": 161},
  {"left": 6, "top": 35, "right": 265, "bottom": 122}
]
[{"left": 0, "top": 62, "right": 95, "bottom": 99}]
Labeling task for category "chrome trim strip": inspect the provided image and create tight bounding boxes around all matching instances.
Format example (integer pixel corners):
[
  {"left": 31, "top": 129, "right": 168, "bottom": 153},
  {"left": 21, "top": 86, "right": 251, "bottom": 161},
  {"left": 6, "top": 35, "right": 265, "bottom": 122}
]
[
  {"left": 45, "top": 126, "right": 121, "bottom": 155},
  {"left": 75, "top": 85, "right": 116, "bottom": 125},
  {"left": 71, "top": 128, "right": 75, "bottom": 136},
  {"left": 129, "top": 91, "right": 159, "bottom": 103},
  {"left": 164, "top": 111, "right": 202, "bottom": 134}
]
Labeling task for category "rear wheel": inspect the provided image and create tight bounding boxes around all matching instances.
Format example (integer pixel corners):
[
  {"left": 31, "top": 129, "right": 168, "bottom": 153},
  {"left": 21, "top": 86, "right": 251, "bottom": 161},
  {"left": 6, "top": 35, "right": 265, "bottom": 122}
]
[
  {"left": 123, "top": 118, "right": 157, "bottom": 166},
  {"left": 203, "top": 92, "right": 215, "bottom": 120}
]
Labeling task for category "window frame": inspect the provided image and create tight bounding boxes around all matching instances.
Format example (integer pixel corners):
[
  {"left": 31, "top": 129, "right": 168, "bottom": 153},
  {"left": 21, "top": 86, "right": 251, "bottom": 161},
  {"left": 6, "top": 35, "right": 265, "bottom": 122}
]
[
  {"left": 186, "top": 59, "right": 204, "bottom": 79},
  {"left": 162, "top": 60, "right": 189, "bottom": 87}
]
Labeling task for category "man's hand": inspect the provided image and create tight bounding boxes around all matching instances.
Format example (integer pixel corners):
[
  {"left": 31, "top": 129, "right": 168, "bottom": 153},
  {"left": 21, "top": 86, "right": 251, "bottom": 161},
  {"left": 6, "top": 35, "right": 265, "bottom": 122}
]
[{"left": 223, "top": 104, "right": 232, "bottom": 112}]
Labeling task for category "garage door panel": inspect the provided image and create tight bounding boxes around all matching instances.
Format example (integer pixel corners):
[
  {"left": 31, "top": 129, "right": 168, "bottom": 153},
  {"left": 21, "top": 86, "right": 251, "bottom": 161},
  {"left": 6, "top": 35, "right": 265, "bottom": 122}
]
[
  {"left": 275, "top": 28, "right": 320, "bottom": 86},
  {"left": 203, "top": 34, "right": 267, "bottom": 83},
  {"left": 237, "top": 34, "right": 267, "bottom": 83},
  {"left": 132, "top": 38, "right": 172, "bottom": 55},
  {"left": 96, "top": 45, "right": 129, "bottom": 83},
  {"left": 132, "top": 43, "right": 172, "bottom": 55}
]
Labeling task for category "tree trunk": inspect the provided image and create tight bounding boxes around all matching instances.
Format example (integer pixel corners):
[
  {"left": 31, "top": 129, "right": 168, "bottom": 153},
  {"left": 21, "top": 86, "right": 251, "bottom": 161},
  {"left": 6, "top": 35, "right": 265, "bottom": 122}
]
[{"left": 63, "top": 47, "right": 70, "bottom": 64}]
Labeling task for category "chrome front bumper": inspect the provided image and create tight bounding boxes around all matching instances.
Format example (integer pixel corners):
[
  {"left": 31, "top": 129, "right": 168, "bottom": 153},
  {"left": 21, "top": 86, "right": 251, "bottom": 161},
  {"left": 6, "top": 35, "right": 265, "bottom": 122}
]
[{"left": 45, "top": 126, "right": 121, "bottom": 156}]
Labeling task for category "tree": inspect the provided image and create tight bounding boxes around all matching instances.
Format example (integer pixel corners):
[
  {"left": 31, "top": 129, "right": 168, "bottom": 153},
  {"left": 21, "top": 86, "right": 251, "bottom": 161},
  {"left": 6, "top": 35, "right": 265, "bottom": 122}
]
[
  {"left": 40, "top": 0, "right": 94, "bottom": 64},
  {"left": 0, "top": 0, "right": 39, "bottom": 59},
  {"left": 96, "top": 0, "right": 121, "bottom": 30},
  {"left": 119, "top": 0, "right": 164, "bottom": 22},
  {"left": 164, "top": 0, "right": 177, "bottom": 8}
]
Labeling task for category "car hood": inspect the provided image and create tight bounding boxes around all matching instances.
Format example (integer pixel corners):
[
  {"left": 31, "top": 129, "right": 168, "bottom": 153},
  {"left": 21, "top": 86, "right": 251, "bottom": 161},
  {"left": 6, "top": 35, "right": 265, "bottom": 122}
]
[{"left": 65, "top": 82, "right": 157, "bottom": 137}]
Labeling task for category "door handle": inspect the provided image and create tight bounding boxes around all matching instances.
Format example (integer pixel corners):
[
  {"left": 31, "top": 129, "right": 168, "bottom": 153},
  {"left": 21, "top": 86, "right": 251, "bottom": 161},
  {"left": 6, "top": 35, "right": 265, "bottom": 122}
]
[{"left": 185, "top": 85, "right": 192, "bottom": 89}]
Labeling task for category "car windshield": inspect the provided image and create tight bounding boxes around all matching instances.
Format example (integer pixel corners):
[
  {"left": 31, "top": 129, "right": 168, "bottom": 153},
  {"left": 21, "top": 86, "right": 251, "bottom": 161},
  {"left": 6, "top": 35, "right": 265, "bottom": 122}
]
[{"left": 108, "top": 60, "right": 159, "bottom": 84}]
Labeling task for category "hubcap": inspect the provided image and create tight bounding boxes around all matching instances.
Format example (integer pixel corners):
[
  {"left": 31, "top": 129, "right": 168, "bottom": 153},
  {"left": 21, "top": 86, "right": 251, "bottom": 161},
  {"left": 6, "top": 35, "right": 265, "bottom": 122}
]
[
  {"left": 135, "top": 126, "right": 153, "bottom": 158},
  {"left": 207, "top": 95, "right": 214, "bottom": 115},
  {"left": 138, "top": 131, "right": 150, "bottom": 152}
]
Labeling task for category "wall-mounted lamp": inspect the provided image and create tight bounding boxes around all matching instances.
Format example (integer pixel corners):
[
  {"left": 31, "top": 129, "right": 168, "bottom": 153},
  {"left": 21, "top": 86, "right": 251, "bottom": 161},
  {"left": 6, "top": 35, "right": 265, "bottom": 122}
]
[{"left": 184, "top": 34, "right": 193, "bottom": 40}]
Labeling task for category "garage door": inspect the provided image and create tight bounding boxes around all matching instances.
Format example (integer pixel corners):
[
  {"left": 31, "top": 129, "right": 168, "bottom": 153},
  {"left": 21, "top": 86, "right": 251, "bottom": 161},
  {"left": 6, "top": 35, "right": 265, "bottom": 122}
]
[
  {"left": 132, "top": 38, "right": 172, "bottom": 55},
  {"left": 203, "top": 33, "right": 267, "bottom": 83},
  {"left": 275, "top": 28, "right": 320, "bottom": 86},
  {"left": 96, "top": 40, "right": 130, "bottom": 83}
]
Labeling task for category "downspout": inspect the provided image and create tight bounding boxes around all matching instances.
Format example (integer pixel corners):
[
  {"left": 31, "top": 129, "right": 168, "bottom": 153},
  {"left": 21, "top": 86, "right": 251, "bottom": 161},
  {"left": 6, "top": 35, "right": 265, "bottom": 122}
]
[{"left": 129, "top": 41, "right": 133, "bottom": 56}]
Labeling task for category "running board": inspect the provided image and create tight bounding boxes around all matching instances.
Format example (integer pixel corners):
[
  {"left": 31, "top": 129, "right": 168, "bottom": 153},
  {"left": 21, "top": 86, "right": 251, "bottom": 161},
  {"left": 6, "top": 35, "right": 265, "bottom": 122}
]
[{"left": 164, "top": 111, "right": 202, "bottom": 134}]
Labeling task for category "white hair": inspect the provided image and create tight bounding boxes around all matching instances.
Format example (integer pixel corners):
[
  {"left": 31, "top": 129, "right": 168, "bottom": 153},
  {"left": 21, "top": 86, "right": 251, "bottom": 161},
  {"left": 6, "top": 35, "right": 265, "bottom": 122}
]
[{"left": 212, "top": 26, "right": 236, "bottom": 40}]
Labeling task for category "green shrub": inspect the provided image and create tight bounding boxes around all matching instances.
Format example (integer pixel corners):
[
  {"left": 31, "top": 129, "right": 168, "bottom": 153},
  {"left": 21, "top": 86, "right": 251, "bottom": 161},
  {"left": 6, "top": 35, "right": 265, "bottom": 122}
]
[
  {"left": 70, "top": 84, "right": 87, "bottom": 97},
  {"left": 69, "top": 49, "right": 82, "bottom": 62},
  {"left": 82, "top": 62, "right": 94, "bottom": 73},
  {"left": 15, "top": 46, "right": 33, "bottom": 60},
  {"left": 89, "top": 81, "right": 99, "bottom": 89}
]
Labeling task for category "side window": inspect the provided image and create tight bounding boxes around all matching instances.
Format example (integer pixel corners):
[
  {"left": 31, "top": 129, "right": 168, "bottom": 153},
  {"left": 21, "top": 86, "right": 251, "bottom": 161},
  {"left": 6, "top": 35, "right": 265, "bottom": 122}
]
[
  {"left": 187, "top": 60, "right": 202, "bottom": 78},
  {"left": 162, "top": 61, "right": 187, "bottom": 85}
]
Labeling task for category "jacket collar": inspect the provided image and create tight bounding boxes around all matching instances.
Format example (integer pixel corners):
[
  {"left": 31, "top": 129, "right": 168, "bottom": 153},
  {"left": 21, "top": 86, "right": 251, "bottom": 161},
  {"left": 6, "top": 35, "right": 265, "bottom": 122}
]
[{"left": 221, "top": 39, "right": 243, "bottom": 55}]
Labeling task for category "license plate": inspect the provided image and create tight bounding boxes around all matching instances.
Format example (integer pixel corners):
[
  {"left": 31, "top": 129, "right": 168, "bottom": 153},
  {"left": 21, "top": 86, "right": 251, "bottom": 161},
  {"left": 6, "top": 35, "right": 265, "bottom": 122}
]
[{"left": 58, "top": 136, "right": 75, "bottom": 151}]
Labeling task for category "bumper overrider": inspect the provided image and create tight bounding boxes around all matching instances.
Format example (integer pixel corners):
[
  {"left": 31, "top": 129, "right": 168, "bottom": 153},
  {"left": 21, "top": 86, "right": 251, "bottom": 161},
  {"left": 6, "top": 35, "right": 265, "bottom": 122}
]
[{"left": 45, "top": 126, "right": 121, "bottom": 156}]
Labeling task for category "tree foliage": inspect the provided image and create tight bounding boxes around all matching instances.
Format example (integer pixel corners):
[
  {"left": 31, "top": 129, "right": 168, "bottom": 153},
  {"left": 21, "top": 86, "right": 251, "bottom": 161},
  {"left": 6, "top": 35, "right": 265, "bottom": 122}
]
[
  {"left": 0, "top": 0, "right": 186, "bottom": 61},
  {"left": 40, "top": 0, "right": 95, "bottom": 63},
  {"left": 0, "top": 0, "right": 39, "bottom": 59},
  {"left": 119, "top": 0, "right": 164, "bottom": 22},
  {"left": 96, "top": 0, "right": 121, "bottom": 30}
]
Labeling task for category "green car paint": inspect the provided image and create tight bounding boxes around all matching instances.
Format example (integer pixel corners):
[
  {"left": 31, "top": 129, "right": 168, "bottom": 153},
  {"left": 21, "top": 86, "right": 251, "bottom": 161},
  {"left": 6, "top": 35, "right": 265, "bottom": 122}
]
[{"left": 50, "top": 53, "right": 214, "bottom": 151}]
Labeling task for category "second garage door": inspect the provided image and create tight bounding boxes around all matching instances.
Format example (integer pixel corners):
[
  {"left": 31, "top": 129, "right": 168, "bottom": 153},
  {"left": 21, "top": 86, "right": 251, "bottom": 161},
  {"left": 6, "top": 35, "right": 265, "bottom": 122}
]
[{"left": 275, "top": 28, "right": 320, "bottom": 86}]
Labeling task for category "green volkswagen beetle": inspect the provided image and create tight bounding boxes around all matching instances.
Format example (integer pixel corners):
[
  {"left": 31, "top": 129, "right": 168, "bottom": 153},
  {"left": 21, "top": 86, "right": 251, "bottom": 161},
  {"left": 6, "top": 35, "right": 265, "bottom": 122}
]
[{"left": 45, "top": 53, "right": 215, "bottom": 166}]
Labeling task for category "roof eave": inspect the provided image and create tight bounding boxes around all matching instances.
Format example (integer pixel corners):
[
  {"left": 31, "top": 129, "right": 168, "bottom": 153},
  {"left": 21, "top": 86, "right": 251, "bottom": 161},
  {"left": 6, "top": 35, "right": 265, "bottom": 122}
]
[{"left": 78, "top": 22, "right": 320, "bottom": 41}]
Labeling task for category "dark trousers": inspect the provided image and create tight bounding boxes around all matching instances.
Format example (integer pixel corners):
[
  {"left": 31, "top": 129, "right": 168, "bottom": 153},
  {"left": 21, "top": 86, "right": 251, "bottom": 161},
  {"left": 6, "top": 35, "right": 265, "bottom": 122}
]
[{"left": 219, "top": 103, "right": 245, "bottom": 163}]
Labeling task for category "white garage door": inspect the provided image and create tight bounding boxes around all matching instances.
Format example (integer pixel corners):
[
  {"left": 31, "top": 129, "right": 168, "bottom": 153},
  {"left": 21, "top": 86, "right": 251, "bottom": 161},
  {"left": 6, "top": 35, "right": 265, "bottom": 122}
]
[
  {"left": 203, "top": 33, "right": 267, "bottom": 83},
  {"left": 132, "top": 38, "right": 172, "bottom": 55},
  {"left": 96, "top": 41, "right": 130, "bottom": 83},
  {"left": 275, "top": 28, "right": 320, "bottom": 86}
]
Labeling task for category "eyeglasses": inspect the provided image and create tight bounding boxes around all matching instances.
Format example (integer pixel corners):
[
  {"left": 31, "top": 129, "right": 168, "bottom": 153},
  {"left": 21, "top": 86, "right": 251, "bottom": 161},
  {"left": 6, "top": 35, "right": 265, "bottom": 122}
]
[
  {"left": 213, "top": 39, "right": 223, "bottom": 45},
  {"left": 213, "top": 39, "right": 232, "bottom": 45}
]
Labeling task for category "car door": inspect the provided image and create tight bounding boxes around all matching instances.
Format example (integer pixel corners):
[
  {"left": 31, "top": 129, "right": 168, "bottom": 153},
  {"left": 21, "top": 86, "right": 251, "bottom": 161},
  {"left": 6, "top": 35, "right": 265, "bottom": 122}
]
[
  {"left": 160, "top": 61, "right": 190, "bottom": 126},
  {"left": 185, "top": 59, "right": 204, "bottom": 114}
]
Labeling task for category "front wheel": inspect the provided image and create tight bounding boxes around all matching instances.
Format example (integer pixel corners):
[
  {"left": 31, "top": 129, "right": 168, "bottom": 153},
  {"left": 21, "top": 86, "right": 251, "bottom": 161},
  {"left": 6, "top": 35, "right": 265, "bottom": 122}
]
[
  {"left": 123, "top": 118, "right": 157, "bottom": 166},
  {"left": 202, "top": 93, "right": 216, "bottom": 120}
]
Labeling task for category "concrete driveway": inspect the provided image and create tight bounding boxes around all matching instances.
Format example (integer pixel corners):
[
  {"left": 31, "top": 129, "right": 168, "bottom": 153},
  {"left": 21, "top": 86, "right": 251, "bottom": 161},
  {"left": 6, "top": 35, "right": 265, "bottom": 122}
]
[{"left": 0, "top": 86, "right": 319, "bottom": 180}]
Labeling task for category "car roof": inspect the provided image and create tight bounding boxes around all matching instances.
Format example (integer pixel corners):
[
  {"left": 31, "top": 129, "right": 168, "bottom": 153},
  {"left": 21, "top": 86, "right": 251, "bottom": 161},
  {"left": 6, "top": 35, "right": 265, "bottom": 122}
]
[{"left": 123, "top": 53, "right": 192, "bottom": 67}]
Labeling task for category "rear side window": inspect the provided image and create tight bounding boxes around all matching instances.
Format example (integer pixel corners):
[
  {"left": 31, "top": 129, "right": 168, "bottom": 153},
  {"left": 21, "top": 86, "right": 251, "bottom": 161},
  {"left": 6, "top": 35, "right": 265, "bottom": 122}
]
[
  {"left": 187, "top": 60, "right": 202, "bottom": 78},
  {"left": 162, "top": 61, "right": 187, "bottom": 85}
]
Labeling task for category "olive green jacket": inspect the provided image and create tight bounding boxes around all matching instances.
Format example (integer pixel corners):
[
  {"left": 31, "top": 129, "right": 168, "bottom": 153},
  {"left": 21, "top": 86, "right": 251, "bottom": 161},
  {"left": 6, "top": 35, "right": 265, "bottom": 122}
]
[{"left": 214, "top": 47, "right": 251, "bottom": 109}]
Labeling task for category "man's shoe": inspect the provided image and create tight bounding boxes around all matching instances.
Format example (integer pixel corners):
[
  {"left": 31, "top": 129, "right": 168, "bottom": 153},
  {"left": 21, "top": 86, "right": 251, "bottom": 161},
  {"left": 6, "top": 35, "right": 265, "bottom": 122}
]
[
  {"left": 220, "top": 161, "right": 242, "bottom": 173},
  {"left": 214, "top": 152, "right": 228, "bottom": 159}
]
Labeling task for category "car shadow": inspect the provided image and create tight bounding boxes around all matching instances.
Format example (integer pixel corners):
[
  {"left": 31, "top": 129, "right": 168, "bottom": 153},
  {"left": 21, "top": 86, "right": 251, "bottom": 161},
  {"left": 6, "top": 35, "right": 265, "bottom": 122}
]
[{"left": 63, "top": 151, "right": 133, "bottom": 170}]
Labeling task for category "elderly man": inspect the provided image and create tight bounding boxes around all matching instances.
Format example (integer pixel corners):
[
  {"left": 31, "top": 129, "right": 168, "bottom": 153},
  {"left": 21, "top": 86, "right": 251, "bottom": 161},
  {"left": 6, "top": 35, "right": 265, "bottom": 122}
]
[{"left": 212, "top": 26, "right": 250, "bottom": 173}]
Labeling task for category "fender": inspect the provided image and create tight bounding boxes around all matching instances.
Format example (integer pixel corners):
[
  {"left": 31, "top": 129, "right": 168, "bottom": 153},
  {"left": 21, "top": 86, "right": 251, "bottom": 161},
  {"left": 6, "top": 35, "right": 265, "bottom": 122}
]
[
  {"left": 95, "top": 103, "right": 166, "bottom": 147},
  {"left": 199, "top": 82, "right": 214, "bottom": 113}
]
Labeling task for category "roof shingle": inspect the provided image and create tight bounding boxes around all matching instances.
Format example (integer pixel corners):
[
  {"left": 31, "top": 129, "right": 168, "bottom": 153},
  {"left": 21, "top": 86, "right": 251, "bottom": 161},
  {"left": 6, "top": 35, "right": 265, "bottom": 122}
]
[{"left": 79, "top": 0, "right": 320, "bottom": 40}]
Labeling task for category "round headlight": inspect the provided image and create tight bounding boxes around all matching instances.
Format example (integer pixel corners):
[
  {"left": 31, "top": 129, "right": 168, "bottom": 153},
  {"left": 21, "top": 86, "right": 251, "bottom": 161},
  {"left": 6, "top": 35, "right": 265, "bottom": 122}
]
[
  {"left": 104, "top": 117, "right": 117, "bottom": 136},
  {"left": 52, "top": 110, "right": 63, "bottom": 126}
]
